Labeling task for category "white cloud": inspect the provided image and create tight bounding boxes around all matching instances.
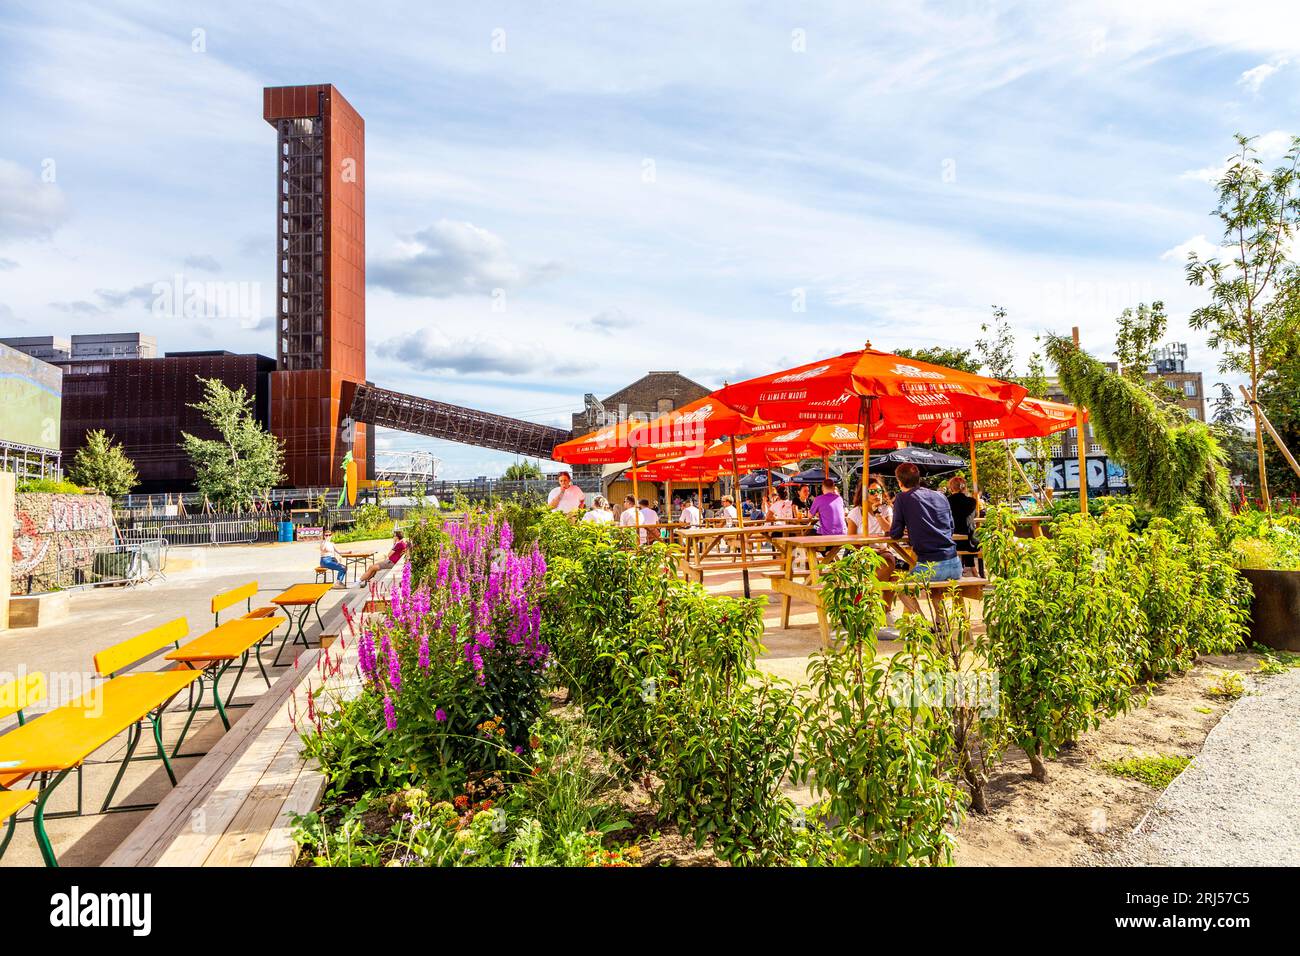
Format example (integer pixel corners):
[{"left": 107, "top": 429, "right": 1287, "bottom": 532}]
[
  {"left": 369, "top": 220, "right": 561, "bottom": 297},
  {"left": 1239, "top": 60, "right": 1286, "bottom": 93},
  {"left": 376, "top": 326, "right": 593, "bottom": 377},
  {"left": 1160, "top": 234, "right": 1224, "bottom": 263},
  {"left": 0, "top": 159, "right": 68, "bottom": 240}
]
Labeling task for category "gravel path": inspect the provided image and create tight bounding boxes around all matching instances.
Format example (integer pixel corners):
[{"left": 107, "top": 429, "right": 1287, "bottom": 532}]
[{"left": 1107, "top": 668, "right": 1300, "bottom": 866}]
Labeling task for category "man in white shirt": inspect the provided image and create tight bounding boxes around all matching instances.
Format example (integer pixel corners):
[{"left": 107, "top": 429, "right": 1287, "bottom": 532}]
[
  {"left": 618, "top": 494, "right": 650, "bottom": 544},
  {"left": 547, "top": 471, "right": 586, "bottom": 514},
  {"left": 679, "top": 497, "right": 701, "bottom": 528}
]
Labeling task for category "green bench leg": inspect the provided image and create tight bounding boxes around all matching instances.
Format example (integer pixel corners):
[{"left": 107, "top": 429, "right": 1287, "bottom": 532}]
[{"left": 34, "top": 768, "right": 71, "bottom": 867}]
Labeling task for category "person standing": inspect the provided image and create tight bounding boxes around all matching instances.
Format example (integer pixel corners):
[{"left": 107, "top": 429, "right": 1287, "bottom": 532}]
[
  {"left": 809, "top": 478, "right": 847, "bottom": 535},
  {"left": 547, "top": 471, "right": 586, "bottom": 514},
  {"left": 889, "top": 463, "right": 960, "bottom": 581}
]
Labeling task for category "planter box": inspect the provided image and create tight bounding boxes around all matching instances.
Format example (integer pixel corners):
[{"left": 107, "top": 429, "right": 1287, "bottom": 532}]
[
  {"left": 7, "top": 592, "right": 71, "bottom": 629},
  {"left": 1241, "top": 568, "right": 1300, "bottom": 652}
]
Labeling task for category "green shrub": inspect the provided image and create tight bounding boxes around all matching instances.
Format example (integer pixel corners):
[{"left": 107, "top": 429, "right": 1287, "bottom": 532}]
[
  {"left": 16, "top": 477, "right": 85, "bottom": 494},
  {"left": 797, "top": 546, "right": 967, "bottom": 865},
  {"left": 980, "top": 506, "right": 1146, "bottom": 781},
  {"left": 1099, "top": 753, "right": 1191, "bottom": 789}
]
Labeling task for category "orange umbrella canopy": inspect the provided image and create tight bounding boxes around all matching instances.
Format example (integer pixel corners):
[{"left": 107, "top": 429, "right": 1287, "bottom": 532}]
[
  {"left": 873, "top": 396, "right": 1086, "bottom": 444},
  {"left": 714, "top": 344, "right": 1028, "bottom": 432},
  {"left": 554, "top": 394, "right": 749, "bottom": 465}
]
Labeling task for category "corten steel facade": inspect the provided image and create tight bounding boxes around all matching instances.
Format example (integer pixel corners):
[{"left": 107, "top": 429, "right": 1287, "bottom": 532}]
[
  {"left": 59, "top": 354, "right": 276, "bottom": 493},
  {"left": 264, "top": 84, "right": 368, "bottom": 487}
]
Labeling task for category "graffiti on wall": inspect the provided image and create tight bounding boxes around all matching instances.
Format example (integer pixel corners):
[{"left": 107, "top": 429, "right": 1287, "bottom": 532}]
[{"left": 11, "top": 494, "right": 114, "bottom": 590}]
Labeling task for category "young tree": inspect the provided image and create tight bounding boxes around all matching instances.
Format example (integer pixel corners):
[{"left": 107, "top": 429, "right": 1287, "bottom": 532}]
[
  {"left": 503, "top": 460, "right": 543, "bottom": 481},
  {"left": 1185, "top": 133, "right": 1300, "bottom": 509},
  {"left": 66, "top": 429, "right": 139, "bottom": 497},
  {"left": 181, "top": 377, "right": 286, "bottom": 507}
]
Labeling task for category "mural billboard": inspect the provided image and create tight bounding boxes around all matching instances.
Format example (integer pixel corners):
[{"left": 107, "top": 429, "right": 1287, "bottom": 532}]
[{"left": 0, "top": 342, "right": 62, "bottom": 451}]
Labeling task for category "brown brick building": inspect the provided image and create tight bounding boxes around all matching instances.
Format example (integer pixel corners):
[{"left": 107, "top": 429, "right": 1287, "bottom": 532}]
[{"left": 567, "top": 371, "right": 712, "bottom": 491}]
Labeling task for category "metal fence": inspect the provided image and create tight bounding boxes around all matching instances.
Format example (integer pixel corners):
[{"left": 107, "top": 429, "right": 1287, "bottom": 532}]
[
  {"left": 119, "top": 517, "right": 279, "bottom": 547},
  {"left": 13, "top": 538, "right": 165, "bottom": 594}
]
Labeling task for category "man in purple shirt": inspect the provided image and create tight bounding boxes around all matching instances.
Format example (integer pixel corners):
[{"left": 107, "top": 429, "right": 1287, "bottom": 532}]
[{"left": 809, "top": 478, "right": 847, "bottom": 535}]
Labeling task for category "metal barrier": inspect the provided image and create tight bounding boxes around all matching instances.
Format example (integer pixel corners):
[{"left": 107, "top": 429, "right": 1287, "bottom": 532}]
[
  {"left": 120, "top": 520, "right": 266, "bottom": 547},
  {"left": 16, "top": 539, "right": 164, "bottom": 593}
]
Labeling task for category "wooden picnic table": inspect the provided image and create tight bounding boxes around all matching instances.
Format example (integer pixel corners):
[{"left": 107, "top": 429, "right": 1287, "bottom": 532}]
[
  {"left": 337, "top": 548, "right": 377, "bottom": 582},
  {"left": 673, "top": 522, "right": 815, "bottom": 584},
  {"left": 972, "top": 513, "right": 1052, "bottom": 538},
  {"left": 165, "top": 616, "right": 282, "bottom": 755},
  {"left": 769, "top": 534, "right": 984, "bottom": 646},
  {"left": 270, "top": 582, "right": 334, "bottom": 665}
]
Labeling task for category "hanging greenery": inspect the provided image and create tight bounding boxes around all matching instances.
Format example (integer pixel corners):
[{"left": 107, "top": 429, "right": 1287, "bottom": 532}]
[{"left": 1045, "top": 336, "right": 1229, "bottom": 523}]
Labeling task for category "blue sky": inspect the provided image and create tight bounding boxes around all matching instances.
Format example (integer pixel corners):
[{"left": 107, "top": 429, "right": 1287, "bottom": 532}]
[{"left": 1, "top": 1, "right": 1297, "bottom": 478}]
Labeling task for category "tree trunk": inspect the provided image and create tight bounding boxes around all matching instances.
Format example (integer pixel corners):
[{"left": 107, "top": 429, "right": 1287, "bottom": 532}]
[{"left": 1028, "top": 745, "right": 1048, "bottom": 782}]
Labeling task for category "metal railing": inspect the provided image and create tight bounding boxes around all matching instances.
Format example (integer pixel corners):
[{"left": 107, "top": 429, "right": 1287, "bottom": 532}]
[{"left": 119, "top": 518, "right": 275, "bottom": 547}]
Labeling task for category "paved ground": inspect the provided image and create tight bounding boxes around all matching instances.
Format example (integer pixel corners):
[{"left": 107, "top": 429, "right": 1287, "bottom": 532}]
[
  {"left": 1106, "top": 668, "right": 1300, "bottom": 867},
  {"left": 0, "top": 540, "right": 364, "bottom": 867}
]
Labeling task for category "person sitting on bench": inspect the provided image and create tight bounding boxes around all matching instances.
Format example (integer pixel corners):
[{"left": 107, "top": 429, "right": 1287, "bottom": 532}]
[
  {"left": 889, "top": 463, "right": 960, "bottom": 614},
  {"left": 318, "top": 530, "right": 347, "bottom": 587},
  {"left": 358, "top": 530, "right": 408, "bottom": 587}
]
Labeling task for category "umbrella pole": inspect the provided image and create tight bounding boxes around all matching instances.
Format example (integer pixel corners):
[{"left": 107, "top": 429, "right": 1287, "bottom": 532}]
[
  {"left": 969, "top": 436, "right": 980, "bottom": 512},
  {"left": 862, "top": 398, "right": 873, "bottom": 505},
  {"left": 631, "top": 450, "right": 641, "bottom": 534},
  {"left": 1073, "top": 326, "right": 1089, "bottom": 514},
  {"left": 697, "top": 477, "right": 703, "bottom": 517},
  {"left": 665, "top": 478, "right": 672, "bottom": 523},
  {"left": 729, "top": 435, "right": 750, "bottom": 599}
]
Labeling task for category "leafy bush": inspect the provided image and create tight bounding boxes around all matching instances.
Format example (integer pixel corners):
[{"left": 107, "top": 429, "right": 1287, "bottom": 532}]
[
  {"left": 16, "top": 477, "right": 85, "bottom": 494},
  {"left": 1226, "top": 510, "right": 1300, "bottom": 570},
  {"left": 303, "top": 511, "right": 549, "bottom": 798},
  {"left": 333, "top": 503, "right": 394, "bottom": 543},
  {"left": 798, "top": 546, "right": 968, "bottom": 865},
  {"left": 980, "top": 503, "right": 1251, "bottom": 780},
  {"left": 537, "top": 512, "right": 804, "bottom": 864},
  {"left": 980, "top": 506, "right": 1146, "bottom": 781}
]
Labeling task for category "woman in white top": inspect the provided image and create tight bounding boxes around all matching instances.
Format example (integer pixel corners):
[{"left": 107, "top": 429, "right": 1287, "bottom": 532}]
[
  {"left": 768, "top": 487, "right": 794, "bottom": 522},
  {"left": 581, "top": 496, "right": 615, "bottom": 524},
  {"left": 318, "top": 530, "right": 347, "bottom": 587},
  {"left": 849, "top": 478, "right": 898, "bottom": 611}
]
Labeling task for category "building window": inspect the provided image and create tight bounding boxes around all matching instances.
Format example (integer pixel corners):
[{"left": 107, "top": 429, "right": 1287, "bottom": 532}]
[
  {"left": 1184, "top": 380, "right": 1197, "bottom": 398},
  {"left": 1188, "top": 407, "right": 1199, "bottom": 420},
  {"left": 656, "top": 399, "right": 674, "bottom": 414}
]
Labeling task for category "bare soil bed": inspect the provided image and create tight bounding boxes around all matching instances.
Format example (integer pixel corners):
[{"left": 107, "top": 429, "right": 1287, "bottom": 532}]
[{"left": 954, "top": 651, "right": 1264, "bottom": 866}]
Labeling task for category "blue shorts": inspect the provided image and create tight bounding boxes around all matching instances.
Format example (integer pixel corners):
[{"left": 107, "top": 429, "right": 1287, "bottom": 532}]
[{"left": 915, "top": 556, "right": 963, "bottom": 582}]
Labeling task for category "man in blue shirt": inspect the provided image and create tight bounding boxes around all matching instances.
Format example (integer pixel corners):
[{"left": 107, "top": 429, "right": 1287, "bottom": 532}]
[
  {"left": 809, "top": 478, "right": 847, "bottom": 535},
  {"left": 888, "top": 463, "right": 961, "bottom": 581}
]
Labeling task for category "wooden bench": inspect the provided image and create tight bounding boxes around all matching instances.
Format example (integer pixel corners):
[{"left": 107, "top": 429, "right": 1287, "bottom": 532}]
[
  {"left": 770, "top": 573, "right": 989, "bottom": 646},
  {"left": 0, "top": 790, "right": 38, "bottom": 862},
  {"left": 0, "top": 618, "right": 207, "bottom": 865},
  {"left": 212, "top": 581, "right": 283, "bottom": 631},
  {"left": 105, "top": 557, "right": 408, "bottom": 868},
  {"left": 314, "top": 566, "right": 333, "bottom": 585}
]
